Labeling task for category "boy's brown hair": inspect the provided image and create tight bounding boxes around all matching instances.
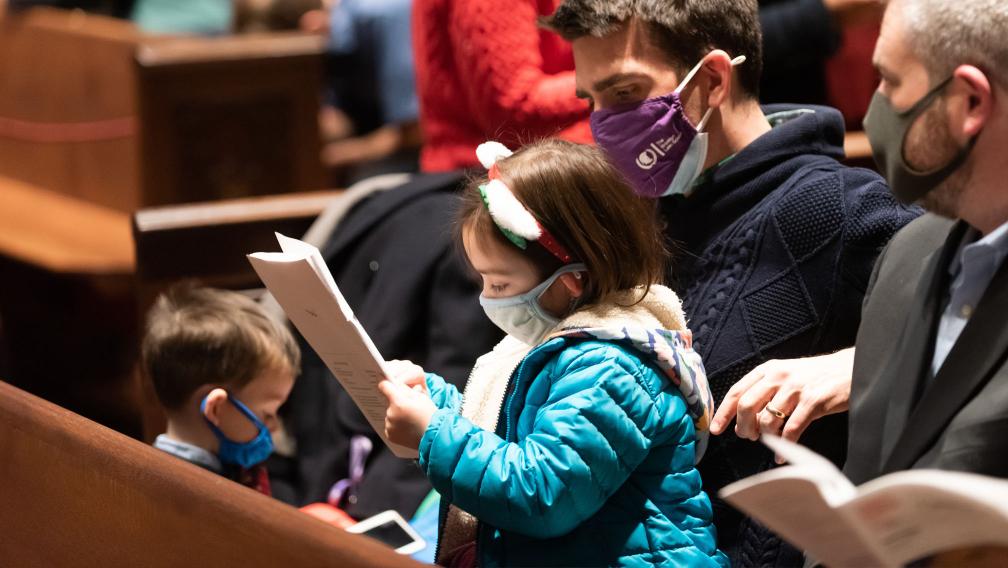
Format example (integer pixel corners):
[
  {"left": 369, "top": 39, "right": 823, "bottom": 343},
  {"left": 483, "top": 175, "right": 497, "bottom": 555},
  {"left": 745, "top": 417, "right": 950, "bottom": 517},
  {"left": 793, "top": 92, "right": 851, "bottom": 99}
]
[
  {"left": 458, "top": 139, "right": 668, "bottom": 306},
  {"left": 141, "top": 285, "right": 300, "bottom": 411}
]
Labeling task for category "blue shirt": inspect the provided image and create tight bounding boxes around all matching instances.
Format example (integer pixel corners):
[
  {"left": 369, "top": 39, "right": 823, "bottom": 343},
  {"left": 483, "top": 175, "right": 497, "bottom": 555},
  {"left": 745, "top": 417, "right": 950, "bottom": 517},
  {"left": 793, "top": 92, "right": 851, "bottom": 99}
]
[
  {"left": 329, "top": 0, "right": 418, "bottom": 125},
  {"left": 932, "top": 220, "right": 1008, "bottom": 376},
  {"left": 154, "top": 434, "right": 222, "bottom": 473}
]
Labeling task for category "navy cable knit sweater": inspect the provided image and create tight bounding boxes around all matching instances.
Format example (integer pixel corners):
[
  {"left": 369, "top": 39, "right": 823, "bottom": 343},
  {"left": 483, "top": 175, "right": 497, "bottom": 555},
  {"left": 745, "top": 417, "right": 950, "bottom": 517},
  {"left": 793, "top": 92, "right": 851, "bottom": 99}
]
[{"left": 660, "top": 105, "right": 920, "bottom": 567}]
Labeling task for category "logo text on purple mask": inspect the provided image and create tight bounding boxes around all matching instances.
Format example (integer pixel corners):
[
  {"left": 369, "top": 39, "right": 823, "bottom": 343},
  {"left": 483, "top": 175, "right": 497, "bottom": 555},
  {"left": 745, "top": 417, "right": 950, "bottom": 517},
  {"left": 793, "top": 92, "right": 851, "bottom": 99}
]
[{"left": 636, "top": 132, "right": 682, "bottom": 170}]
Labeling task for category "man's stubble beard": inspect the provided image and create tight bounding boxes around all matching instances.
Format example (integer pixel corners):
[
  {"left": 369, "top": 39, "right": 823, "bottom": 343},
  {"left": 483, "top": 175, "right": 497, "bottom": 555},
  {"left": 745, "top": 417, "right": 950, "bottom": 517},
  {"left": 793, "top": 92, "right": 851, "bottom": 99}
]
[{"left": 907, "top": 101, "right": 972, "bottom": 219}]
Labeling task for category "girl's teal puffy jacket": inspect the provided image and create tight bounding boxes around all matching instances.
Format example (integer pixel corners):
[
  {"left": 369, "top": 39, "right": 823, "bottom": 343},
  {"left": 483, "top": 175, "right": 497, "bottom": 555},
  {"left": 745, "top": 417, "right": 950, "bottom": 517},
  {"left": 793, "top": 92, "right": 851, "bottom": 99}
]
[{"left": 419, "top": 286, "right": 728, "bottom": 567}]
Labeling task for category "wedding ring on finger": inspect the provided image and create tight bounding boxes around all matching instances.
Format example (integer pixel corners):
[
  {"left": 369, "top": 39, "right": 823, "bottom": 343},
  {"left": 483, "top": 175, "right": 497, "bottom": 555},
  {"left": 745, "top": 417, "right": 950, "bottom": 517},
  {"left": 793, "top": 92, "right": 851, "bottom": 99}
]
[{"left": 764, "top": 405, "right": 789, "bottom": 420}]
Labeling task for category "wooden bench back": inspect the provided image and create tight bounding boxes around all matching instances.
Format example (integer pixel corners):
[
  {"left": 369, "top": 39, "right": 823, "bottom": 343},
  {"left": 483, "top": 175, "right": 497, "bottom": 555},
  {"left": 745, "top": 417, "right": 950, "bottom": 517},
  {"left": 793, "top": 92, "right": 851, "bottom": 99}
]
[
  {"left": 0, "top": 8, "right": 141, "bottom": 211},
  {"left": 0, "top": 7, "right": 326, "bottom": 214},
  {"left": 0, "top": 380, "right": 420, "bottom": 568}
]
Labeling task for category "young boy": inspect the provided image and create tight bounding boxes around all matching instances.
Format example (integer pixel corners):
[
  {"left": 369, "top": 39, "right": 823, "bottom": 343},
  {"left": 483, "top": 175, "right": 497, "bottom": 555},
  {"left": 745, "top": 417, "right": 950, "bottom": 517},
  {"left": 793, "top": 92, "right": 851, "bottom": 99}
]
[{"left": 141, "top": 285, "right": 300, "bottom": 496}]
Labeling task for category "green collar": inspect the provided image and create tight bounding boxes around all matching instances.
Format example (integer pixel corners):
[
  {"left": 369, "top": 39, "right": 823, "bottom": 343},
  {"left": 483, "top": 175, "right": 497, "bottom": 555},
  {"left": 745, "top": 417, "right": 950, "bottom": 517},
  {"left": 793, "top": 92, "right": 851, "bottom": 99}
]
[{"left": 693, "top": 153, "right": 736, "bottom": 188}]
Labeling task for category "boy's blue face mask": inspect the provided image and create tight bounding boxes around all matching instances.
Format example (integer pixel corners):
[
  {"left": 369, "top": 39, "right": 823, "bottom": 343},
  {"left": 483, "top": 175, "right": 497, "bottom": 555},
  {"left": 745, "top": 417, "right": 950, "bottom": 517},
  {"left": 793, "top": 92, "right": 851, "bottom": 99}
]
[{"left": 200, "top": 392, "right": 273, "bottom": 468}]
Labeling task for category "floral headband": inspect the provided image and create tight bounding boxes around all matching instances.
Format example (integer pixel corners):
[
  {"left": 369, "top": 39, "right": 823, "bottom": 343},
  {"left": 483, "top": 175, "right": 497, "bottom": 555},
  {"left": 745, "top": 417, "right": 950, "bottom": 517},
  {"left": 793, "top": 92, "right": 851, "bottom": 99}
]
[{"left": 475, "top": 141, "right": 575, "bottom": 264}]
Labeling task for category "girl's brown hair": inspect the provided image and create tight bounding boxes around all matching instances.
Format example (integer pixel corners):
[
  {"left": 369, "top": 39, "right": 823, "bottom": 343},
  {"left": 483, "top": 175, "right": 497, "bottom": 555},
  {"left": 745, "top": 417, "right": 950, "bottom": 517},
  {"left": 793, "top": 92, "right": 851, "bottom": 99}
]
[{"left": 458, "top": 139, "right": 668, "bottom": 306}]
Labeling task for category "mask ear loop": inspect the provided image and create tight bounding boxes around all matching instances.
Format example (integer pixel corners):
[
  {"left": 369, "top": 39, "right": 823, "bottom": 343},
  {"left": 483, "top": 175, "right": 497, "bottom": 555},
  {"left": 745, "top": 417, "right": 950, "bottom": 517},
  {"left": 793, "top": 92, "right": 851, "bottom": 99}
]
[
  {"left": 690, "top": 55, "right": 749, "bottom": 133},
  {"left": 674, "top": 58, "right": 707, "bottom": 96}
]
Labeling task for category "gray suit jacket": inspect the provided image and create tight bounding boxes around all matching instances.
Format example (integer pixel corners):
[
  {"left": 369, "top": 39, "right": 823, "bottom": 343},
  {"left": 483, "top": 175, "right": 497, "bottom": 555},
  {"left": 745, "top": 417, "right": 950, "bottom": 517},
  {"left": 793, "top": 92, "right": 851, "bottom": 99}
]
[{"left": 845, "top": 213, "right": 1008, "bottom": 484}]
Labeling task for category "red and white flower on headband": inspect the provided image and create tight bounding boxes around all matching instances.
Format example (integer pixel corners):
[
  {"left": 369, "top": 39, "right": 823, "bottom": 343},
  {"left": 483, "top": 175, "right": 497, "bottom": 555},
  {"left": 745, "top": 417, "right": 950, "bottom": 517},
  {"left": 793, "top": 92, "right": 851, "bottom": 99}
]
[{"left": 475, "top": 141, "right": 575, "bottom": 264}]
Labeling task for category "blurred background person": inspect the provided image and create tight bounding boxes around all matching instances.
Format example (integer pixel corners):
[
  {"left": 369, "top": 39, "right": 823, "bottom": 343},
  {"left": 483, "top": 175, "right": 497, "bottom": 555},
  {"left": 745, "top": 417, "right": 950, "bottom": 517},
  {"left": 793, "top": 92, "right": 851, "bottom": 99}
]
[
  {"left": 413, "top": 0, "right": 592, "bottom": 172},
  {"left": 299, "top": 0, "right": 422, "bottom": 184},
  {"left": 760, "top": 0, "right": 884, "bottom": 106},
  {"left": 761, "top": 0, "right": 885, "bottom": 132}
]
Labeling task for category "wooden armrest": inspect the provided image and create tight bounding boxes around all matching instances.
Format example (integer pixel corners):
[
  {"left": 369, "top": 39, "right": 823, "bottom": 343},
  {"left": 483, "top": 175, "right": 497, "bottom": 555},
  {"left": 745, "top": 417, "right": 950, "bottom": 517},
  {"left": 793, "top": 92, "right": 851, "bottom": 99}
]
[
  {"left": 0, "top": 380, "right": 421, "bottom": 567},
  {"left": 136, "top": 32, "right": 326, "bottom": 66},
  {"left": 133, "top": 190, "right": 341, "bottom": 288},
  {"left": 0, "top": 175, "right": 134, "bottom": 274}
]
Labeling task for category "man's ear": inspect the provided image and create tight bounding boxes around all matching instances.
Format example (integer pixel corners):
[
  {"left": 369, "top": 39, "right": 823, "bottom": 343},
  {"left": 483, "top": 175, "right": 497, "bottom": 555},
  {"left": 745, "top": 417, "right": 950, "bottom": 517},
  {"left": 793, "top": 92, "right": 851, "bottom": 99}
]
[
  {"left": 701, "top": 49, "right": 735, "bottom": 111},
  {"left": 952, "top": 64, "right": 994, "bottom": 141},
  {"left": 201, "top": 388, "right": 229, "bottom": 427},
  {"left": 558, "top": 272, "right": 585, "bottom": 299}
]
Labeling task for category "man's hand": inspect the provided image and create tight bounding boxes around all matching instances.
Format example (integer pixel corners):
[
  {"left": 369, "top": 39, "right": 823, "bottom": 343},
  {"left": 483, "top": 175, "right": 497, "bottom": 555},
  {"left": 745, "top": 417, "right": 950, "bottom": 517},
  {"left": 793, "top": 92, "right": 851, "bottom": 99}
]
[
  {"left": 710, "top": 348, "right": 855, "bottom": 455},
  {"left": 378, "top": 378, "right": 437, "bottom": 450}
]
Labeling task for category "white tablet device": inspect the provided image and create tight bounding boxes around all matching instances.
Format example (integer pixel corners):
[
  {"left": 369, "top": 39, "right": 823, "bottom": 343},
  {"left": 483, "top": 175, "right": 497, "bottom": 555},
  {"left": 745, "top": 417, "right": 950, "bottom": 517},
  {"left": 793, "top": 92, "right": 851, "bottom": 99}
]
[{"left": 346, "top": 509, "right": 427, "bottom": 555}]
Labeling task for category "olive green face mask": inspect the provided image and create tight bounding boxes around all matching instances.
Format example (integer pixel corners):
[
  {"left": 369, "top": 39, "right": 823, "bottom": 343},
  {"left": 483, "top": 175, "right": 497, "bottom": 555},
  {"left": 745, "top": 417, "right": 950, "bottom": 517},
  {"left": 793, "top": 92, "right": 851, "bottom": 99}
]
[{"left": 863, "top": 76, "right": 978, "bottom": 205}]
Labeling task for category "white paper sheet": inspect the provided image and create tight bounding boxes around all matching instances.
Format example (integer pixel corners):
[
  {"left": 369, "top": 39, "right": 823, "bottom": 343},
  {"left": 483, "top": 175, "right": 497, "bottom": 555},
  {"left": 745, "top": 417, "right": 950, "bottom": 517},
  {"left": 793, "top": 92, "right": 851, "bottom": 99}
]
[
  {"left": 248, "top": 233, "right": 418, "bottom": 459},
  {"left": 721, "top": 436, "right": 1008, "bottom": 566}
]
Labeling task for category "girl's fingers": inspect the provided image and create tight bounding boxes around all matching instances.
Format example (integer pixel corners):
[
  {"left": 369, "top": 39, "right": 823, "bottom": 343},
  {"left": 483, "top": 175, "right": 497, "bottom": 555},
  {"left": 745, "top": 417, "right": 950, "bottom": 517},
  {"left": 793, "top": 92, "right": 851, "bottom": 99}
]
[
  {"left": 377, "top": 380, "right": 397, "bottom": 400},
  {"left": 402, "top": 373, "right": 427, "bottom": 389}
]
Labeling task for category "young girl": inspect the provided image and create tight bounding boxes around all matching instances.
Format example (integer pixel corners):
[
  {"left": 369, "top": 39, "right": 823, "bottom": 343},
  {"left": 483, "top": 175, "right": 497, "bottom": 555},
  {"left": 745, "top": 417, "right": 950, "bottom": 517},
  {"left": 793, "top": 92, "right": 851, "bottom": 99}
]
[{"left": 378, "top": 139, "right": 726, "bottom": 567}]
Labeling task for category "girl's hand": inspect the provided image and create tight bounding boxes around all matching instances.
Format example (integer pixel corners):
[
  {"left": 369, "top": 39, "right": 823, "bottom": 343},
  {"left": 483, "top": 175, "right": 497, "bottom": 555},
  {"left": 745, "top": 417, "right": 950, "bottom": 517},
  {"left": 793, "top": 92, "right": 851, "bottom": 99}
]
[
  {"left": 378, "top": 379, "right": 437, "bottom": 449},
  {"left": 384, "top": 359, "right": 429, "bottom": 393}
]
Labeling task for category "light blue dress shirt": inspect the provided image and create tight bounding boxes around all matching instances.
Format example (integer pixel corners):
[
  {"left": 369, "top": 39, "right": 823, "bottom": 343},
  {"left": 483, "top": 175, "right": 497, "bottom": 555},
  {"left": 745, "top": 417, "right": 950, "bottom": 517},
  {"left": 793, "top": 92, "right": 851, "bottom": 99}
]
[
  {"left": 931, "top": 220, "right": 1008, "bottom": 377},
  {"left": 154, "top": 434, "right": 222, "bottom": 472}
]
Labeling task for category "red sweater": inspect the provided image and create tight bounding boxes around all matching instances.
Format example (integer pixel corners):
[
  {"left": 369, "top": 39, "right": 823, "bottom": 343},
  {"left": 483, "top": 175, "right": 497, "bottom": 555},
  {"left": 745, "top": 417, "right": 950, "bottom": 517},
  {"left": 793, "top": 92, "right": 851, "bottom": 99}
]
[{"left": 413, "top": 0, "right": 592, "bottom": 172}]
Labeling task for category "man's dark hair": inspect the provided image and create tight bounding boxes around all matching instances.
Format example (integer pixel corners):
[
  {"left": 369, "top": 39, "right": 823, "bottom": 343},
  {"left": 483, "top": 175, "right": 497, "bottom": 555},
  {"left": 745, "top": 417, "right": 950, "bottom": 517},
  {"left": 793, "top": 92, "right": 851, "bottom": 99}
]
[
  {"left": 141, "top": 285, "right": 300, "bottom": 411},
  {"left": 543, "top": 0, "right": 763, "bottom": 99}
]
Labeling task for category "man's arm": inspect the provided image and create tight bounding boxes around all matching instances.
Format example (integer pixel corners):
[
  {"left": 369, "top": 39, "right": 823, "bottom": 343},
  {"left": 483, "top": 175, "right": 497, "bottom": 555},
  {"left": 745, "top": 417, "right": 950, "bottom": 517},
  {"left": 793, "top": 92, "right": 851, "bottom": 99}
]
[{"left": 710, "top": 171, "right": 911, "bottom": 445}]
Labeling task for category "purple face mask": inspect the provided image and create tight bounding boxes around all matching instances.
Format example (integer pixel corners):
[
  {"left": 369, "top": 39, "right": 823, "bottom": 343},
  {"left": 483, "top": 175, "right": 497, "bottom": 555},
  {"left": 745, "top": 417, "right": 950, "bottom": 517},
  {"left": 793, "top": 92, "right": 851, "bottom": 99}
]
[{"left": 590, "top": 55, "right": 746, "bottom": 198}]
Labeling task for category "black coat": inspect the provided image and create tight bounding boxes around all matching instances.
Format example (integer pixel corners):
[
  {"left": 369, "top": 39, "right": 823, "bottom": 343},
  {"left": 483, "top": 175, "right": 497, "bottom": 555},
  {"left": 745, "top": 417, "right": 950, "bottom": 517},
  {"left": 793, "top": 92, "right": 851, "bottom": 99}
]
[
  {"left": 846, "top": 214, "right": 1008, "bottom": 484},
  {"left": 759, "top": 0, "right": 841, "bottom": 106},
  {"left": 660, "top": 105, "right": 920, "bottom": 566},
  {"left": 272, "top": 172, "right": 502, "bottom": 519}
]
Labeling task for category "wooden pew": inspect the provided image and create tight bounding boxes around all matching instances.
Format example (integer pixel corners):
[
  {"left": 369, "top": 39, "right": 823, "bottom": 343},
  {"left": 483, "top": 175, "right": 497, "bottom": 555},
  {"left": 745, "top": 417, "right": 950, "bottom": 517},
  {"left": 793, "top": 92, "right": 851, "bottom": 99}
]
[
  {"left": 0, "top": 7, "right": 328, "bottom": 438},
  {"left": 133, "top": 189, "right": 341, "bottom": 296},
  {"left": 0, "top": 179, "right": 139, "bottom": 434},
  {"left": 0, "top": 176, "right": 134, "bottom": 274},
  {"left": 134, "top": 32, "right": 327, "bottom": 206},
  {"left": 0, "top": 7, "right": 326, "bottom": 273},
  {"left": 0, "top": 379, "right": 421, "bottom": 568},
  {"left": 0, "top": 8, "right": 142, "bottom": 212},
  {"left": 0, "top": 7, "right": 326, "bottom": 213}
]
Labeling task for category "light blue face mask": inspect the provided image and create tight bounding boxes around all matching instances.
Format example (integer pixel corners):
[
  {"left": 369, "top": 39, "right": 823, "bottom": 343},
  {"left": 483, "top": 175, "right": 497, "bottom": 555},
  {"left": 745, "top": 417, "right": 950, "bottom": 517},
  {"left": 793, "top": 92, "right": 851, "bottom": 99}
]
[
  {"left": 478, "top": 264, "right": 587, "bottom": 346},
  {"left": 200, "top": 392, "right": 274, "bottom": 469}
]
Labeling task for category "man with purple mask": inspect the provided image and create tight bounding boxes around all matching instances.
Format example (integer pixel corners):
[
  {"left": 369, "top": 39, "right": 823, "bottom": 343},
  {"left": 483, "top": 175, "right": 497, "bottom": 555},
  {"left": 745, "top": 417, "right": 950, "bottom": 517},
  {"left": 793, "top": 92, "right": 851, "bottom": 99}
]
[{"left": 544, "top": 1, "right": 919, "bottom": 565}]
